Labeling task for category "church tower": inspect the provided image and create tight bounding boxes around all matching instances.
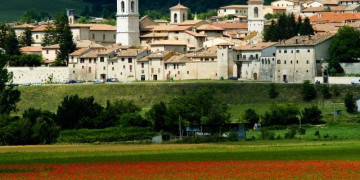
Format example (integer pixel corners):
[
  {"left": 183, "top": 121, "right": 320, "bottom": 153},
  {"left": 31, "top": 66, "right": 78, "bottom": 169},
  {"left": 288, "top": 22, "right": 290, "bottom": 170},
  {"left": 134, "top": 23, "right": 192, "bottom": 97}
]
[
  {"left": 116, "top": 0, "right": 140, "bottom": 46},
  {"left": 247, "top": 0, "right": 265, "bottom": 33},
  {"left": 170, "top": 3, "right": 189, "bottom": 24}
]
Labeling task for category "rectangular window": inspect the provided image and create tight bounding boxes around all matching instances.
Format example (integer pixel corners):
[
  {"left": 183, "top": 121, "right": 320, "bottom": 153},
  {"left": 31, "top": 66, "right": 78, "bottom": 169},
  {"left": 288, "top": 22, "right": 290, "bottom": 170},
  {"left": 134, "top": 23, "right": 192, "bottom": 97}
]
[
  {"left": 121, "top": 58, "right": 125, "bottom": 61},
  {"left": 123, "top": 65, "right": 125, "bottom": 69},
  {"left": 89, "top": 59, "right": 92, "bottom": 64},
  {"left": 92, "top": 34, "right": 95, "bottom": 39},
  {"left": 128, "top": 58, "right": 133, "bottom": 63},
  {"left": 158, "top": 68, "right": 160, "bottom": 73},
  {"left": 187, "top": 71, "right": 189, "bottom": 74},
  {"left": 173, "top": 64, "right": 176, "bottom": 69},
  {"left": 100, "top": 57, "right": 105, "bottom": 62},
  {"left": 177, "top": 64, "right": 179, "bottom": 69},
  {"left": 46, "top": 50, "right": 49, "bottom": 54},
  {"left": 308, "top": 50, "right": 311, "bottom": 53},
  {"left": 141, "top": 63, "right": 144, "bottom": 68},
  {"left": 73, "top": 65, "right": 75, "bottom": 68},
  {"left": 130, "top": 65, "right": 132, "bottom": 72},
  {"left": 103, "top": 66, "right": 106, "bottom": 70},
  {"left": 165, "top": 64, "right": 167, "bottom": 70},
  {"left": 112, "top": 67, "right": 114, "bottom": 71},
  {"left": 88, "top": 67, "right": 91, "bottom": 73},
  {"left": 82, "top": 66, "right": 84, "bottom": 69},
  {"left": 142, "top": 70, "right": 144, "bottom": 74},
  {"left": 284, "top": 50, "right": 287, "bottom": 53},
  {"left": 296, "top": 50, "right": 299, "bottom": 53},
  {"left": 80, "top": 59, "right": 85, "bottom": 63}
]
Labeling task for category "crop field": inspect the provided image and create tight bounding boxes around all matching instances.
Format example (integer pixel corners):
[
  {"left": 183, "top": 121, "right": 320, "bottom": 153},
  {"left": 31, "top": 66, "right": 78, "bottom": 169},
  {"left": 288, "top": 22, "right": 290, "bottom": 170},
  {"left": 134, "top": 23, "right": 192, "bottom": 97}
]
[{"left": 1, "top": 141, "right": 360, "bottom": 179}]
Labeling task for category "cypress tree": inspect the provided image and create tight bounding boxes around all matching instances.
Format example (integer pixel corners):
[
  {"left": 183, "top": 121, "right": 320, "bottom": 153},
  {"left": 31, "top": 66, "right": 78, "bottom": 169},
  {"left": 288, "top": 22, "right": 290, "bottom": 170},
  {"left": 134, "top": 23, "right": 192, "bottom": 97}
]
[
  {"left": 3, "top": 29, "right": 20, "bottom": 55},
  {"left": 299, "top": 17, "right": 314, "bottom": 35},
  {"left": 20, "top": 27, "right": 34, "bottom": 47}
]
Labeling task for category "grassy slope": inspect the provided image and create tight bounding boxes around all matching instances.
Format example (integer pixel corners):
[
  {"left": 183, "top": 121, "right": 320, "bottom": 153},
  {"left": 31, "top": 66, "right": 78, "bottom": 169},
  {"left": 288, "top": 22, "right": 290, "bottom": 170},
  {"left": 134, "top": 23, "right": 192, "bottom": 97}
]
[
  {"left": 0, "top": 0, "right": 88, "bottom": 21},
  {"left": 1, "top": 140, "right": 360, "bottom": 165}
]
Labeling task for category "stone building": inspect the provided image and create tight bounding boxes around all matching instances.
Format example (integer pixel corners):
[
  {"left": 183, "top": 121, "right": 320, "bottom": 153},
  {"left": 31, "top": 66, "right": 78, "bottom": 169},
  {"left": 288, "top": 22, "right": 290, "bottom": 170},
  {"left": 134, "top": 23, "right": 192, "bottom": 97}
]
[
  {"left": 274, "top": 34, "right": 334, "bottom": 83},
  {"left": 170, "top": 4, "right": 189, "bottom": 25},
  {"left": 116, "top": 0, "right": 141, "bottom": 46}
]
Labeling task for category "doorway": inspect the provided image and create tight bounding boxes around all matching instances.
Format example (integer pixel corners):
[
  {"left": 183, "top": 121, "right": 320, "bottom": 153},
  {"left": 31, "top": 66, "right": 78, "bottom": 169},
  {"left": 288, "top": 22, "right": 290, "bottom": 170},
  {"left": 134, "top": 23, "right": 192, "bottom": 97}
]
[
  {"left": 153, "top": 75, "right": 158, "bottom": 81},
  {"left": 253, "top": 73, "right": 258, "bottom": 80}
]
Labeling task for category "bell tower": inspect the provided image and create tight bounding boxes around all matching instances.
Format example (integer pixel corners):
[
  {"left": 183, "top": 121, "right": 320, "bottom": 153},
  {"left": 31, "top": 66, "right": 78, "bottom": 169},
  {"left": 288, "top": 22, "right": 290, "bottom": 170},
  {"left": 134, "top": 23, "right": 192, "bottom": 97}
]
[
  {"left": 247, "top": 0, "right": 265, "bottom": 33},
  {"left": 116, "top": 0, "right": 140, "bottom": 46}
]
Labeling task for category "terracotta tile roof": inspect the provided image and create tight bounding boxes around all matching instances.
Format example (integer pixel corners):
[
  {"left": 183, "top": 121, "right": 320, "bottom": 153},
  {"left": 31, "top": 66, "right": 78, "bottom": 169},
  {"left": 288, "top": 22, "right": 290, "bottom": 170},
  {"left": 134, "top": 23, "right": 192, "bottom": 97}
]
[
  {"left": 20, "top": 46, "right": 42, "bottom": 52},
  {"left": 116, "top": 49, "right": 147, "bottom": 57},
  {"left": 151, "top": 25, "right": 178, "bottom": 32},
  {"left": 212, "top": 22, "right": 248, "bottom": 30},
  {"left": 80, "top": 50, "right": 99, "bottom": 58},
  {"left": 168, "top": 25, "right": 192, "bottom": 32},
  {"left": 165, "top": 55, "right": 192, "bottom": 64},
  {"left": 220, "top": 5, "right": 248, "bottom": 9},
  {"left": 309, "top": 12, "right": 360, "bottom": 23},
  {"left": 196, "top": 24, "right": 225, "bottom": 31},
  {"left": 186, "top": 47, "right": 217, "bottom": 58},
  {"left": 302, "top": 7, "right": 326, "bottom": 12},
  {"left": 317, "top": 0, "right": 339, "bottom": 5},
  {"left": 185, "top": 30, "right": 206, "bottom": 37},
  {"left": 234, "top": 42, "right": 277, "bottom": 51},
  {"left": 140, "top": 32, "right": 169, "bottom": 38},
  {"left": 248, "top": 0, "right": 265, "bottom": 4},
  {"left": 31, "top": 25, "right": 54, "bottom": 32},
  {"left": 138, "top": 51, "right": 174, "bottom": 62},
  {"left": 99, "top": 44, "right": 129, "bottom": 55},
  {"left": 216, "top": 42, "right": 235, "bottom": 46},
  {"left": 70, "top": 24, "right": 116, "bottom": 31},
  {"left": 330, "top": 5, "right": 347, "bottom": 11},
  {"left": 14, "top": 24, "right": 37, "bottom": 29},
  {"left": 70, "top": 48, "right": 90, "bottom": 56},
  {"left": 179, "top": 20, "right": 206, "bottom": 26},
  {"left": 313, "top": 24, "right": 339, "bottom": 33},
  {"left": 151, "top": 40, "right": 187, "bottom": 46},
  {"left": 170, "top": 3, "right": 189, "bottom": 10},
  {"left": 276, "top": 34, "right": 334, "bottom": 47},
  {"left": 339, "top": 0, "right": 360, "bottom": 2},
  {"left": 43, "top": 44, "right": 60, "bottom": 49},
  {"left": 75, "top": 40, "right": 105, "bottom": 49}
]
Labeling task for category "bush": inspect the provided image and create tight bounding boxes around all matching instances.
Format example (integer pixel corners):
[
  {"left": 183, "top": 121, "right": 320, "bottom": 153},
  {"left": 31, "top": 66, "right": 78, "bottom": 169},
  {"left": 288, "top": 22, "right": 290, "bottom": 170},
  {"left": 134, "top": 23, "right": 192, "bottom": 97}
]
[
  {"left": 284, "top": 127, "right": 297, "bottom": 139},
  {"left": 56, "top": 95, "right": 103, "bottom": 129},
  {"left": 262, "top": 105, "right": 299, "bottom": 126},
  {"left": 58, "top": 127, "right": 157, "bottom": 143},
  {"left": 268, "top": 83, "right": 279, "bottom": 99},
  {"left": 301, "top": 80, "right": 317, "bottom": 101},
  {"left": 243, "top": 109, "right": 259, "bottom": 127},
  {"left": 260, "top": 129, "right": 275, "bottom": 140},
  {"left": 332, "top": 85, "right": 340, "bottom": 97},
  {"left": 345, "top": 92, "right": 357, "bottom": 114},
  {"left": 298, "top": 127, "right": 306, "bottom": 135},
  {"left": 8, "top": 54, "right": 43, "bottom": 67},
  {"left": 321, "top": 85, "right": 332, "bottom": 99},
  {"left": 301, "top": 106, "right": 324, "bottom": 125}
]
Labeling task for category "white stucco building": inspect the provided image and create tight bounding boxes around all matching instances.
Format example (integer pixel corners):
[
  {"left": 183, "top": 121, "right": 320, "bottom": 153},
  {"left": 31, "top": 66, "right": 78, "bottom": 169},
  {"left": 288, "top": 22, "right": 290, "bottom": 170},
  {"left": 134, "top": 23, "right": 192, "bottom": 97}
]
[{"left": 170, "top": 4, "right": 189, "bottom": 25}]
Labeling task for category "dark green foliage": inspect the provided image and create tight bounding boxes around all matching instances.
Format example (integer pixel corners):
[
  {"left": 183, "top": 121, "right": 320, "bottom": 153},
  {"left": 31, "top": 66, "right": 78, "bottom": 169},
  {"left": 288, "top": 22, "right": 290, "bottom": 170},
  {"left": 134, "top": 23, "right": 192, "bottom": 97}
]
[
  {"left": 19, "top": 9, "right": 51, "bottom": 23},
  {"left": 332, "top": 85, "right": 340, "bottom": 97},
  {"left": 81, "top": 5, "right": 91, "bottom": 17},
  {"left": 58, "top": 127, "right": 156, "bottom": 143},
  {"left": 97, "top": 100, "right": 141, "bottom": 128},
  {"left": 119, "top": 113, "right": 150, "bottom": 127},
  {"left": 328, "top": 26, "right": 360, "bottom": 74},
  {"left": 263, "top": 13, "right": 298, "bottom": 42},
  {"left": 56, "top": 95, "right": 103, "bottom": 129},
  {"left": 260, "top": 129, "right": 275, "bottom": 140},
  {"left": 8, "top": 54, "right": 43, "bottom": 67},
  {"left": 345, "top": 92, "right": 357, "bottom": 114},
  {"left": 55, "top": 11, "right": 76, "bottom": 65},
  {"left": 321, "top": 85, "right": 332, "bottom": 99},
  {"left": 268, "top": 83, "right": 278, "bottom": 99},
  {"left": 301, "top": 106, "right": 323, "bottom": 125},
  {"left": 146, "top": 102, "right": 170, "bottom": 132},
  {"left": 19, "top": 27, "right": 34, "bottom": 46},
  {"left": 2, "top": 29, "right": 20, "bottom": 55},
  {"left": 243, "top": 109, "right": 259, "bottom": 126},
  {"left": 0, "top": 54, "right": 21, "bottom": 115},
  {"left": 41, "top": 25, "right": 57, "bottom": 47},
  {"left": 284, "top": 127, "right": 297, "bottom": 139},
  {"left": 262, "top": 105, "right": 299, "bottom": 126},
  {"left": 299, "top": 17, "right": 314, "bottom": 35},
  {"left": 298, "top": 127, "right": 306, "bottom": 135},
  {"left": 301, "top": 80, "right": 317, "bottom": 101}
]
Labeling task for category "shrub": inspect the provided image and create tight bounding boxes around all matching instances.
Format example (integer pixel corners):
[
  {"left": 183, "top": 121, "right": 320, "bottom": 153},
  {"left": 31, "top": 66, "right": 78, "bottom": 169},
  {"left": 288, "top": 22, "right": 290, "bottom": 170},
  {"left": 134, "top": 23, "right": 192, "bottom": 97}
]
[
  {"left": 260, "top": 129, "right": 275, "bottom": 140},
  {"left": 321, "top": 85, "right": 332, "bottom": 99},
  {"left": 298, "top": 128, "right": 306, "bottom": 135},
  {"left": 345, "top": 92, "right": 357, "bottom": 114},
  {"left": 8, "top": 54, "right": 43, "bottom": 67},
  {"left": 243, "top": 109, "right": 259, "bottom": 127},
  {"left": 268, "top": 83, "right": 279, "bottom": 99},
  {"left": 301, "top": 106, "right": 324, "bottom": 125},
  {"left": 262, "top": 105, "right": 299, "bottom": 126},
  {"left": 332, "top": 85, "right": 340, "bottom": 97},
  {"left": 284, "top": 127, "right": 297, "bottom": 139},
  {"left": 301, "top": 80, "right": 317, "bottom": 101}
]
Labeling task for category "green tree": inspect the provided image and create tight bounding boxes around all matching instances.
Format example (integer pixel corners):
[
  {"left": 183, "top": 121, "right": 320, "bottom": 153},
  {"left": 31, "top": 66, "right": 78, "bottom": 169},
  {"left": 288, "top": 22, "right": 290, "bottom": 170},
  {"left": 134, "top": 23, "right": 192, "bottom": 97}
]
[
  {"left": 146, "top": 102, "right": 169, "bottom": 132},
  {"left": 345, "top": 92, "right": 357, "bottom": 114},
  {"left": 268, "top": 83, "right": 279, "bottom": 99},
  {"left": 3, "top": 29, "right": 20, "bottom": 55},
  {"left": 19, "top": 27, "right": 34, "bottom": 46},
  {"left": 296, "top": 16, "right": 302, "bottom": 34},
  {"left": 0, "top": 54, "right": 21, "bottom": 115},
  {"left": 301, "top": 106, "right": 323, "bottom": 124},
  {"left": 41, "top": 25, "right": 57, "bottom": 47},
  {"left": 321, "top": 84, "right": 332, "bottom": 100},
  {"left": 54, "top": 11, "right": 76, "bottom": 65},
  {"left": 299, "top": 17, "right": 314, "bottom": 35},
  {"left": 262, "top": 104, "right": 299, "bottom": 126},
  {"left": 301, "top": 80, "right": 317, "bottom": 101},
  {"left": 19, "top": 9, "right": 40, "bottom": 23},
  {"left": 243, "top": 109, "right": 259, "bottom": 126}
]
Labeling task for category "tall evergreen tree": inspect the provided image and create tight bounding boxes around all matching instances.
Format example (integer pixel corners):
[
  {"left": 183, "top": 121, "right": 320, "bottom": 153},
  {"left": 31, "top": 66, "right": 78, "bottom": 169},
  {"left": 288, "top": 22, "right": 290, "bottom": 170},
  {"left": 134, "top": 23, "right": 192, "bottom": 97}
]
[
  {"left": 296, "top": 16, "right": 302, "bottom": 35},
  {"left": 299, "top": 17, "right": 314, "bottom": 35},
  {"left": 3, "top": 29, "right": 20, "bottom": 55},
  {"left": 20, "top": 27, "right": 34, "bottom": 47},
  {"left": 41, "top": 25, "right": 57, "bottom": 47}
]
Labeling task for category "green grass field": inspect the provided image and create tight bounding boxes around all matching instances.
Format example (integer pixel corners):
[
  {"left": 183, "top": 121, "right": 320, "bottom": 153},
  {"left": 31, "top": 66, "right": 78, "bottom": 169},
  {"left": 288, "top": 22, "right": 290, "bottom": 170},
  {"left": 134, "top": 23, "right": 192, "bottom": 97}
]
[
  {"left": 0, "top": 0, "right": 88, "bottom": 21},
  {"left": 1, "top": 140, "right": 360, "bottom": 165}
]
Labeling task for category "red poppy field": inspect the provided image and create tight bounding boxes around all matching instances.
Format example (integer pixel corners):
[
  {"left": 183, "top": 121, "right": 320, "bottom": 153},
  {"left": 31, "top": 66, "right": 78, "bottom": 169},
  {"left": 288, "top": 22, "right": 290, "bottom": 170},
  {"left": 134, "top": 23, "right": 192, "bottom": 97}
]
[
  {"left": 1, "top": 142, "right": 360, "bottom": 179},
  {"left": 1, "top": 160, "right": 360, "bottom": 179}
]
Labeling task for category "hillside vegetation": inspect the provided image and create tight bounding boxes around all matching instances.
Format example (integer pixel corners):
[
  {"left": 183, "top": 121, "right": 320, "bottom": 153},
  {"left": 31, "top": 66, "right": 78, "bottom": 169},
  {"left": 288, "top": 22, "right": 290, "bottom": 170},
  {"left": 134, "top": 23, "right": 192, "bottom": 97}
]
[{"left": 17, "top": 82, "right": 360, "bottom": 113}]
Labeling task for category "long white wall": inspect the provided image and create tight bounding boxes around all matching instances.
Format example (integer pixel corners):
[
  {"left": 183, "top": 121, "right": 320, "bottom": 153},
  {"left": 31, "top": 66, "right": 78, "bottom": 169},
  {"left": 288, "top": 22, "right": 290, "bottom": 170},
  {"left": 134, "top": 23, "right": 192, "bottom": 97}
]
[
  {"left": 314, "top": 76, "right": 360, "bottom": 85},
  {"left": 8, "top": 67, "right": 69, "bottom": 84}
]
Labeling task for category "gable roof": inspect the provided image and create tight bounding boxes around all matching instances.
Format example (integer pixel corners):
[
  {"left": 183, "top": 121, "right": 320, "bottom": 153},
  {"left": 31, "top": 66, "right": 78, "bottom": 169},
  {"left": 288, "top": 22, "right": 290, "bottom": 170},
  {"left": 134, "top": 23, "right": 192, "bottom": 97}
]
[
  {"left": 309, "top": 12, "right": 360, "bottom": 23},
  {"left": 185, "top": 30, "right": 206, "bottom": 37},
  {"left": 170, "top": 4, "right": 189, "bottom": 10},
  {"left": 70, "top": 48, "right": 90, "bottom": 56},
  {"left": 234, "top": 42, "right": 277, "bottom": 51},
  {"left": 151, "top": 40, "right": 187, "bottom": 46},
  {"left": 276, "top": 34, "right": 334, "bottom": 47},
  {"left": 165, "top": 55, "right": 192, "bottom": 64},
  {"left": 14, "top": 24, "right": 37, "bottom": 29},
  {"left": 20, "top": 46, "right": 42, "bottom": 52},
  {"left": 197, "top": 24, "right": 225, "bottom": 31},
  {"left": 212, "top": 22, "right": 248, "bottom": 30},
  {"left": 116, "top": 49, "right": 147, "bottom": 57},
  {"left": 220, "top": 5, "right": 248, "bottom": 9}
]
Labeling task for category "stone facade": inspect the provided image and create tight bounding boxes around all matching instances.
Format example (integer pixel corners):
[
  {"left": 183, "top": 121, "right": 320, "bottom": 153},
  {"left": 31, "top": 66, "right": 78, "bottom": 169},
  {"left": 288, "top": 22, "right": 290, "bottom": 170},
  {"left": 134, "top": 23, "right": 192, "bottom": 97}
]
[
  {"left": 9, "top": 67, "right": 69, "bottom": 84},
  {"left": 248, "top": 0, "right": 265, "bottom": 33},
  {"left": 116, "top": 0, "right": 141, "bottom": 46}
]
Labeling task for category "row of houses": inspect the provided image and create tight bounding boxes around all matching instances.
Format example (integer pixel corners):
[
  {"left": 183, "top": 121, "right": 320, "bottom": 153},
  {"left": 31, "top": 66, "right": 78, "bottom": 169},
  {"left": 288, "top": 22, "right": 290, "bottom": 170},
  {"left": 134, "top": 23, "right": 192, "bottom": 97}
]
[{"left": 63, "top": 34, "right": 333, "bottom": 84}]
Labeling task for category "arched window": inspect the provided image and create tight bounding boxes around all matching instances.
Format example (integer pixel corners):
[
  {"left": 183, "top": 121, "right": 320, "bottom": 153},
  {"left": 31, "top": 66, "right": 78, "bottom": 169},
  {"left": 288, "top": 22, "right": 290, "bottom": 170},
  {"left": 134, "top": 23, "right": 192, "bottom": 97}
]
[
  {"left": 183, "top": 13, "right": 186, "bottom": 22},
  {"left": 121, "top": 1, "right": 125, "bottom": 12},
  {"left": 131, "top": 1, "right": 135, "bottom": 12},
  {"left": 254, "top": 7, "right": 259, "bottom": 18},
  {"left": 174, "top": 13, "right": 178, "bottom": 23}
]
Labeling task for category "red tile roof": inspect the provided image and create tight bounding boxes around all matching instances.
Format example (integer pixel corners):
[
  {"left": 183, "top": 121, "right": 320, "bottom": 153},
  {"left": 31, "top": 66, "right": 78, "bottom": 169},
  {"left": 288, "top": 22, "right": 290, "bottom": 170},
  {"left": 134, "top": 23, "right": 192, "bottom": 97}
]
[
  {"left": 310, "top": 12, "right": 360, "bottom": 23},
  {"left": 212, "top": 22, "right": 248, "bottom": 30}
]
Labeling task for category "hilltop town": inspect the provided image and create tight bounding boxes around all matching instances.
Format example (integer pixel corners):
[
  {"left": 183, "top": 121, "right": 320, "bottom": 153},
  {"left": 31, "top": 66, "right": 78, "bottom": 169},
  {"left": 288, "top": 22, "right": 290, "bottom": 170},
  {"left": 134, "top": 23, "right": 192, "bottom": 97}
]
[{"left": 1, "top": 0, "right": 359, "bottom": 85}]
